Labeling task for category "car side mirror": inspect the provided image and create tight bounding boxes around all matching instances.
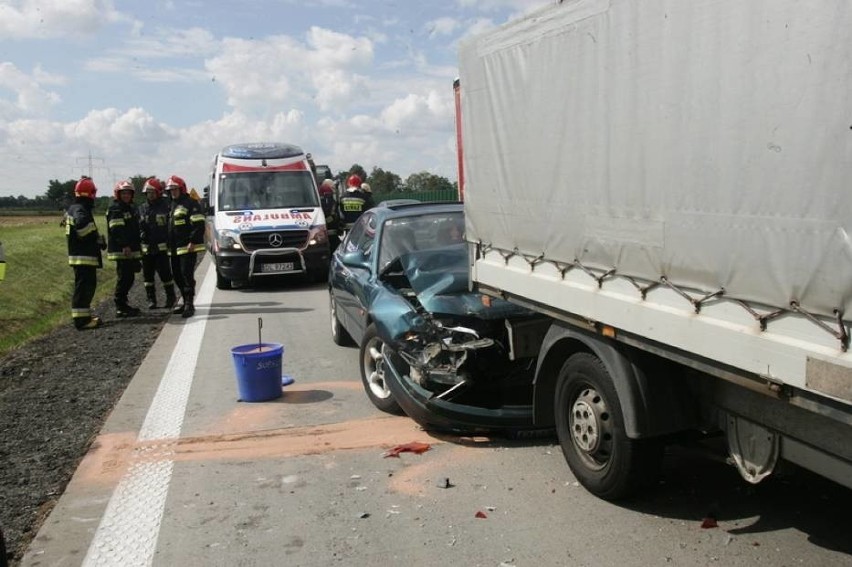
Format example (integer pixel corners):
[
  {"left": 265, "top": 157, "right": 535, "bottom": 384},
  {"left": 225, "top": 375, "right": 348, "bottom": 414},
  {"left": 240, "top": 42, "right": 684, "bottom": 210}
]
[{"left": 341, "top": 250, "right": 370, "bottom": 270}]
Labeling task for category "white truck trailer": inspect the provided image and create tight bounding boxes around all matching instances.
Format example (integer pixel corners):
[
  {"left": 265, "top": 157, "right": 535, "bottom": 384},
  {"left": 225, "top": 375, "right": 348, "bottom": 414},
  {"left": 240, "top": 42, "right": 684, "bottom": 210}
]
[{"left": 458, "top": 0, "right": 851, "bottom": 500}]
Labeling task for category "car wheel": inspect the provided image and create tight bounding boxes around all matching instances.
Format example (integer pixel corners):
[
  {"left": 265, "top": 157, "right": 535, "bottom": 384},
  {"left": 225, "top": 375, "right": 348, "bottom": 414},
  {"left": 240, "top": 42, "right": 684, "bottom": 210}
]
[
  {"left": 215, "top": 268, "right": 232, "bottom": 290},
  {"left": 359, "top": 324, "right": 403, "bottom": 414},
  {"left": 329, "top": 293, "right": 354, "bottom": 346},
  {"left": 554, "top": 353, "right": 662, "bottom": 501}
]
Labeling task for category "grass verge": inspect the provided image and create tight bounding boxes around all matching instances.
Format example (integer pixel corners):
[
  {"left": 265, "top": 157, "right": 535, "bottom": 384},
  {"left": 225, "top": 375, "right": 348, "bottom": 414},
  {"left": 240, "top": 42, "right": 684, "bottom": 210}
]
[{"left": 0, "top": 215, "right": 117, "bottom": 358}]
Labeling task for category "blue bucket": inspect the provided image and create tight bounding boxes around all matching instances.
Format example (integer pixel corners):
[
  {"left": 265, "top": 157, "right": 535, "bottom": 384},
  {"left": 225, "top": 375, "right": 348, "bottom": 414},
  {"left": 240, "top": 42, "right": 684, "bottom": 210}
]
[{"left": 231, "top": 343, "right": 284, "bottom": 402}]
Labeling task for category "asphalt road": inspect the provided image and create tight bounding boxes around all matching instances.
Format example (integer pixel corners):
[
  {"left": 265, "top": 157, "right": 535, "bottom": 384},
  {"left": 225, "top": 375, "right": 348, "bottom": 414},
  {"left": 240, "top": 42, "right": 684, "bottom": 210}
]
[{"left": 21, "top": 258, "right": 852, "bottom": 566}]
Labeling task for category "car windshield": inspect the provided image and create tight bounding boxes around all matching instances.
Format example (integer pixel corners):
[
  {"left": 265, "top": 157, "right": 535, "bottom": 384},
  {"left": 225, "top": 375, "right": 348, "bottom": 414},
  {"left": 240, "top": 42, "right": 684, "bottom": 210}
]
[
  {"left": 378, "top": 211, "right": 464, "bottom": 270},
  {"left": 218, "top": 171, "right": 319, "bottom": 211}
]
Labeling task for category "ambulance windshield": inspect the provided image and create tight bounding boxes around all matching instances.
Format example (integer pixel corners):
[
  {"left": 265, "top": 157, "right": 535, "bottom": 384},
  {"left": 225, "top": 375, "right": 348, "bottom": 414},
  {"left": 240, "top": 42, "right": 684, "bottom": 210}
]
[{"left": 218, "top": 171, "right": 319, "bottom": 211}]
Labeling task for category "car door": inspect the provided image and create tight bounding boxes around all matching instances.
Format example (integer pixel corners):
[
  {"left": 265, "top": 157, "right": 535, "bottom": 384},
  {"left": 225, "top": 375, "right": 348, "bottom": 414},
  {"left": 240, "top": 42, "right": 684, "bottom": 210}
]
[{"left": 330, "top": 213, "right": 375, "bottom": 343}]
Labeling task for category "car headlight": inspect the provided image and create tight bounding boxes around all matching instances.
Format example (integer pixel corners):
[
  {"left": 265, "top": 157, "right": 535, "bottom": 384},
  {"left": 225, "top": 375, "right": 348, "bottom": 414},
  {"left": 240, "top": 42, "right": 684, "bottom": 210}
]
[{"left": 216, "top": 229, "right": 242, "bottom": 250}]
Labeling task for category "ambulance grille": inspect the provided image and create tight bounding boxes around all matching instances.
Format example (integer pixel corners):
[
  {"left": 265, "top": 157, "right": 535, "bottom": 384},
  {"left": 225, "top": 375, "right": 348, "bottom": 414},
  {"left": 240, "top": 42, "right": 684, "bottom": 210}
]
[{"left": 240, "top": 230, "right": 309, "bottom": 251}]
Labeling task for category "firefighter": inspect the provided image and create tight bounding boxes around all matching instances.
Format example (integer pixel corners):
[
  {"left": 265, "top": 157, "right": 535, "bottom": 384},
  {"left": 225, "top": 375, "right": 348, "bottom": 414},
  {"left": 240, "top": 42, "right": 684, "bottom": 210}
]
[
  {"left": 166, "top": 175, "right": 205, "bottom": 318},
  {"left": 139, "top": 177, "right": 176, "bottom": 309},
  {"left": 338, "top": 174, "right": 374, "bottom": 232},
  {"left": 65, "top": 176, "right": 104, "bottom": 330},
  {"left": 106, "top": 179, "right": 143, "bottom": 317}
]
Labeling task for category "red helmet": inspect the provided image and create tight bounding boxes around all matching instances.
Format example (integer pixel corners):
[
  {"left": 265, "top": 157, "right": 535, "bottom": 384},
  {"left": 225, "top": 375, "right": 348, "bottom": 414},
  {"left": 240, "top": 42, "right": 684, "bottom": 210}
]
[
  {"left": 347, "top": 174, "right": 362, "bottom": 188},
  {"left": 113, "top": 179, "right": 135, "bottom": 200},
  {"left": 74, "top": 176, "right": 97, "bottom": 199},
  {"left": 319, "top": 179, "right": 334, "bottom": 196},
  {"left": 165, "top": 175, "right": 187, "bottom": 194},
  {"left": 142, "top": 177, "right": 163, "bottom": 198}
]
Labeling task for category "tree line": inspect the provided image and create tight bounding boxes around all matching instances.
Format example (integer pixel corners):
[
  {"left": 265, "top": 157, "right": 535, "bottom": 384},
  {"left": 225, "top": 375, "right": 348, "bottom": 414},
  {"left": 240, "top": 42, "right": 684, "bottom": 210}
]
[{"left": 0, "top": 165, "right": 457, "bottom": 211}]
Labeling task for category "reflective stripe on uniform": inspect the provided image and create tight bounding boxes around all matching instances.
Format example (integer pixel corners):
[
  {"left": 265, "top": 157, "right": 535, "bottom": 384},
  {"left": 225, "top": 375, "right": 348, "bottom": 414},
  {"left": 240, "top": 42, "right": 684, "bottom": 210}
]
[
  {"left": 72, "top": 307, "right": 92, "bottom": 318},
  {"left": 77, "top": 223, "right": 97, "bottom": 237},
  {"left": 107, "top": 252, "right": 142, "bottom": 261},
  {"left": 68, "top": 255, "right": 100, "bottom": 266}
]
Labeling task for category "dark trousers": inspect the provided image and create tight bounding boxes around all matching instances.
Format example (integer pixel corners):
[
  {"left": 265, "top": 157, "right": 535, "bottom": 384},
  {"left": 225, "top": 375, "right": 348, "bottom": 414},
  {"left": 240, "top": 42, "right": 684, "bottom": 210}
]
[
  {"left": 72, "top": 265, "right": 97, "bottom": 327},
  {"left": 114, "top": 260, "right": 136, "bottom": 307},
  {"left": 142, "top": 253, "right": 174, "bottom": 288},
  {"left": 171, "top": 252, "right": 198, "bottom": 299}
]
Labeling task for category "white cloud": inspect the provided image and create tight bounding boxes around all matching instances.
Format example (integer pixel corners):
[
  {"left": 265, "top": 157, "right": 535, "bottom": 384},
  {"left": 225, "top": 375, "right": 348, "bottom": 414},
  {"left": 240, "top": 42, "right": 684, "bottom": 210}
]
[
  {"left": 0, "top": 62, "right": 64, "bottom": 119},
  {"left": 426, "top": 17, "right": 460, "bottom": 38},
  {"left": 121, "top": 27, "right": 219, "bottom": 60},
  {"left": 205, "top": 29, "right": 373, "bottom": 115},
  {"left": 83, "top": 26, "right": 218, "bottom": 83},
  {"left": 381, "top": 91, "right": 453, "bottom": 133},
  {"left": 0, "top": 0, "right": 121, "bottom": 39}
]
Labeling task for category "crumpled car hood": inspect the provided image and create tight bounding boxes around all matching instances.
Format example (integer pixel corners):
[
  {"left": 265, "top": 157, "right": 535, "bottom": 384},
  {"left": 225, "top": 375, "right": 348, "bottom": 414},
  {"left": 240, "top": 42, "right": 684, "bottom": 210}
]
[
  {"left": 398, "top": 243, "right": 530, "bottom": 318},
  {"left": 371, "top": 243, "right": 532, "bottom": 342}
]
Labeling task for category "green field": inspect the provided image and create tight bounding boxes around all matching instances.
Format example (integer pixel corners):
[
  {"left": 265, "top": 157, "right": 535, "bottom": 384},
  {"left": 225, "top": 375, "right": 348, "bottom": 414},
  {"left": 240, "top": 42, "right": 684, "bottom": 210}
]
[{"left": 0, "top": 215, "right": 117, "bottom": 357}]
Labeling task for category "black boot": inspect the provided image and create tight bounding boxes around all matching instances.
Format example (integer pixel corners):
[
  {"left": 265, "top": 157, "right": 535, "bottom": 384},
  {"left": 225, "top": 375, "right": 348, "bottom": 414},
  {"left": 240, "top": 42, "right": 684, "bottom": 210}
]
[
  {"left": 181, "top": 295, "right": 195, "bottom": 318},
  {"left": 164, "top": 285, "right": 176, "bottom": 309},
  {"left": 117, "top": 303, "right": 141, "bottom": 317},
  {"left": 146, "top": 286, "right": 158, "bottom": 309}
]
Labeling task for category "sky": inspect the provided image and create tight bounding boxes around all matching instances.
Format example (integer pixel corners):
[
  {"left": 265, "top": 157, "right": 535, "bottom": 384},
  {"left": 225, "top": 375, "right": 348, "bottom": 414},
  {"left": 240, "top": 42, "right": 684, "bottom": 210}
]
[{"left": 0, "top": 0, "right": 552, "bottom": 198}]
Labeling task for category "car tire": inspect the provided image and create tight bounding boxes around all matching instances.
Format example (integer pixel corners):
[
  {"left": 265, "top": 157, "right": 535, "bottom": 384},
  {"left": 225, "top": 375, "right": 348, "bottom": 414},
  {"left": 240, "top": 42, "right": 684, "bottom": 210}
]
[
  {"left": 359, "top": 324, "right": 403, "bottom": 414},
  {"left": 554, "top": 353, "right": 662, "bottom": 501},
  {"left": 330, "top": 293, "right": 354, "bottom": 347}
]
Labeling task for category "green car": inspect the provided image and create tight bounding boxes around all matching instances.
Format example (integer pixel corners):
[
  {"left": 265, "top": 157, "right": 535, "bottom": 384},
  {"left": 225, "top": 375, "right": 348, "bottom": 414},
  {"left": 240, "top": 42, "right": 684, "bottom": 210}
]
[{"left": 328, "top": 202, "right": 544, "bottom": 432}]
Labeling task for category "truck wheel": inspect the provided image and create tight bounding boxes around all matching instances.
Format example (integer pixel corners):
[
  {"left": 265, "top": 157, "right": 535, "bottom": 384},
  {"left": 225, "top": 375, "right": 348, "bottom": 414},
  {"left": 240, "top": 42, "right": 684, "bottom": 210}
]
[
  {"left": 330, "top": 293, "right": 354, "bottom": 347},
  {"left": 360, "top": 324, "right": 403, "bottom": 414},
  {"left": 554, "top": 353, "right": 662, "bottom": 500},
  {"left": 215, "top": 269, "right": 232, "bottom": 290}
]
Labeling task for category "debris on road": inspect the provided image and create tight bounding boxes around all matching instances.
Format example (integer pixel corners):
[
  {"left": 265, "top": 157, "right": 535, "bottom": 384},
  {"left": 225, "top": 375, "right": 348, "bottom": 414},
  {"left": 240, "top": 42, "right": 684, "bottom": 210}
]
[
  {"left": 475, "top": 511, "right": 488, "bottom": 519},
  {"left": 436, "top": 477, "right": 453, "bottom": 489},
  {"left": 383, "top": 441, "right": 431, "bottom": 458},
  {"left": 700, "top": 515, "right": 718, "bottom": 529}
]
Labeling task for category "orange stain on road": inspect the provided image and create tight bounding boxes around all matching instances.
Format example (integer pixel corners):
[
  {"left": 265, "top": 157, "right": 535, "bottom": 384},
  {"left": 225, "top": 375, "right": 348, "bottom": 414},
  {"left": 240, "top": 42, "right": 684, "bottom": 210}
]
[
  {"left": 70, "top": 415, "right": 444, "bottom": 488},
  {"left": 173, "top": 415, "right": 438, "bottom": 462}
]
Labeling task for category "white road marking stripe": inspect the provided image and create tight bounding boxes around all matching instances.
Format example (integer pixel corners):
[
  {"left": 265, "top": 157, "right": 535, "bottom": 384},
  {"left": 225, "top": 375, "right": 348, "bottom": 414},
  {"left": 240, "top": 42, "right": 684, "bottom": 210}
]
[{"left": 83, "top": 262, "right": 215, "bottom": 567}]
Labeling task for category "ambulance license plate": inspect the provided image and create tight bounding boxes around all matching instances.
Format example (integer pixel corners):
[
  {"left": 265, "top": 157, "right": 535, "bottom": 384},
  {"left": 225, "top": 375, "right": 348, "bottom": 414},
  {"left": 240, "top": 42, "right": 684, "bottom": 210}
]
[{"left": 261, "top": 262, "right": 294, "bottom": 273}]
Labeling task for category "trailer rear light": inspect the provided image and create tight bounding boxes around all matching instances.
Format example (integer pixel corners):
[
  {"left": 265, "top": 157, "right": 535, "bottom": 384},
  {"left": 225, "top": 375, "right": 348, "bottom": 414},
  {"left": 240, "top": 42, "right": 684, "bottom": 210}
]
[{"left": 600, "top": 325, "right": 616, "bottom": 339}]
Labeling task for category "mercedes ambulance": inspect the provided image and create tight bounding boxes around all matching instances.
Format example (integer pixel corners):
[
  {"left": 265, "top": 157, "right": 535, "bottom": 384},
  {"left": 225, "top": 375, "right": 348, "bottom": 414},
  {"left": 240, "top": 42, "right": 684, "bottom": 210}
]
[{"left": 205, "top": 142, "right": 330, "bottom": 288}]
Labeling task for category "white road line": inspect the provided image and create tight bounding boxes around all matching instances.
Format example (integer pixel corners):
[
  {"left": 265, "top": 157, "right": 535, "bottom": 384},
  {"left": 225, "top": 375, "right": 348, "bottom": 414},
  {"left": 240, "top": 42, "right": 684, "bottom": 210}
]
[{"left": 83, "top": 261, "right": 215, "bottom": 567}]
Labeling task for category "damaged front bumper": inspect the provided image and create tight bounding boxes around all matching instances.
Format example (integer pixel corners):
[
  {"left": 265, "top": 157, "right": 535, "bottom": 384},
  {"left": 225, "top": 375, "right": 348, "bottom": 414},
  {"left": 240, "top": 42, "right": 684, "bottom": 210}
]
[{"left": 382, "top": 343, "right": 534, "bottom": 431}]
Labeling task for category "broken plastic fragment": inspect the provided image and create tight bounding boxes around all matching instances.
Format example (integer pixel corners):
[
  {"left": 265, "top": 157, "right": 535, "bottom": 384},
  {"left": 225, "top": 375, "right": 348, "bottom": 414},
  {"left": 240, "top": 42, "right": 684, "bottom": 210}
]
[
  {"left": 475, "top": 511, "right": 488, "bottom": 519},
  {"left": 383, "top": 441, "right": 431, "bottom": 458},
  {"left": 700, "top": 516, "right": 718, "bottom": 529}
]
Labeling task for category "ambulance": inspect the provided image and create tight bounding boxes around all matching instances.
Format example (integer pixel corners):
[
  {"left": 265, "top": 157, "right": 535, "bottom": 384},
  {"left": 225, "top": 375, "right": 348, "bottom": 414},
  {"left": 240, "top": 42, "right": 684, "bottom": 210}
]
[{"left": 205, "top": 142, "right": 330, "bottom": 288}]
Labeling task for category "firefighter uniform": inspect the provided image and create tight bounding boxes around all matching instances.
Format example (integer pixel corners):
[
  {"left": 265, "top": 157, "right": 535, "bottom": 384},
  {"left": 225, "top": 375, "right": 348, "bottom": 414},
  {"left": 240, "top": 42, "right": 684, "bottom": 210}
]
[
  {"left": 339, "top": 188, "right": 375, "bottom": 230},
  {"left": 65, "top": 178, "right": 103, "bottom": 330},
  {"left": 139, "top": 183, "right": 176, "bottom": 309},
  {"left": 106, "top": 181, "right": 143, "bottom": 316},
  {"left": 338, "top": 174, "right": 374, "bottom": 231},
  {"left": 166, "top": 176, "right": 205, "bottom": 318}
]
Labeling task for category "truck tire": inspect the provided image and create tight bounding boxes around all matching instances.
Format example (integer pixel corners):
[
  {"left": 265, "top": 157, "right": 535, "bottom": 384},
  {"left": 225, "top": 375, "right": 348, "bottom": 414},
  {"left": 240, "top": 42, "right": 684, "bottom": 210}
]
[
  {"left": 359, "top": 324, "right": 403, "bottom": 414},
  {"left": 330, "top": 293, "right": 354, "bottom": 347},
  {"left": 554, "top": 353, "right": 662, "bottom": 501},
  {"left": 215, "top": 268, "right": 232, "bottom": 290}
]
